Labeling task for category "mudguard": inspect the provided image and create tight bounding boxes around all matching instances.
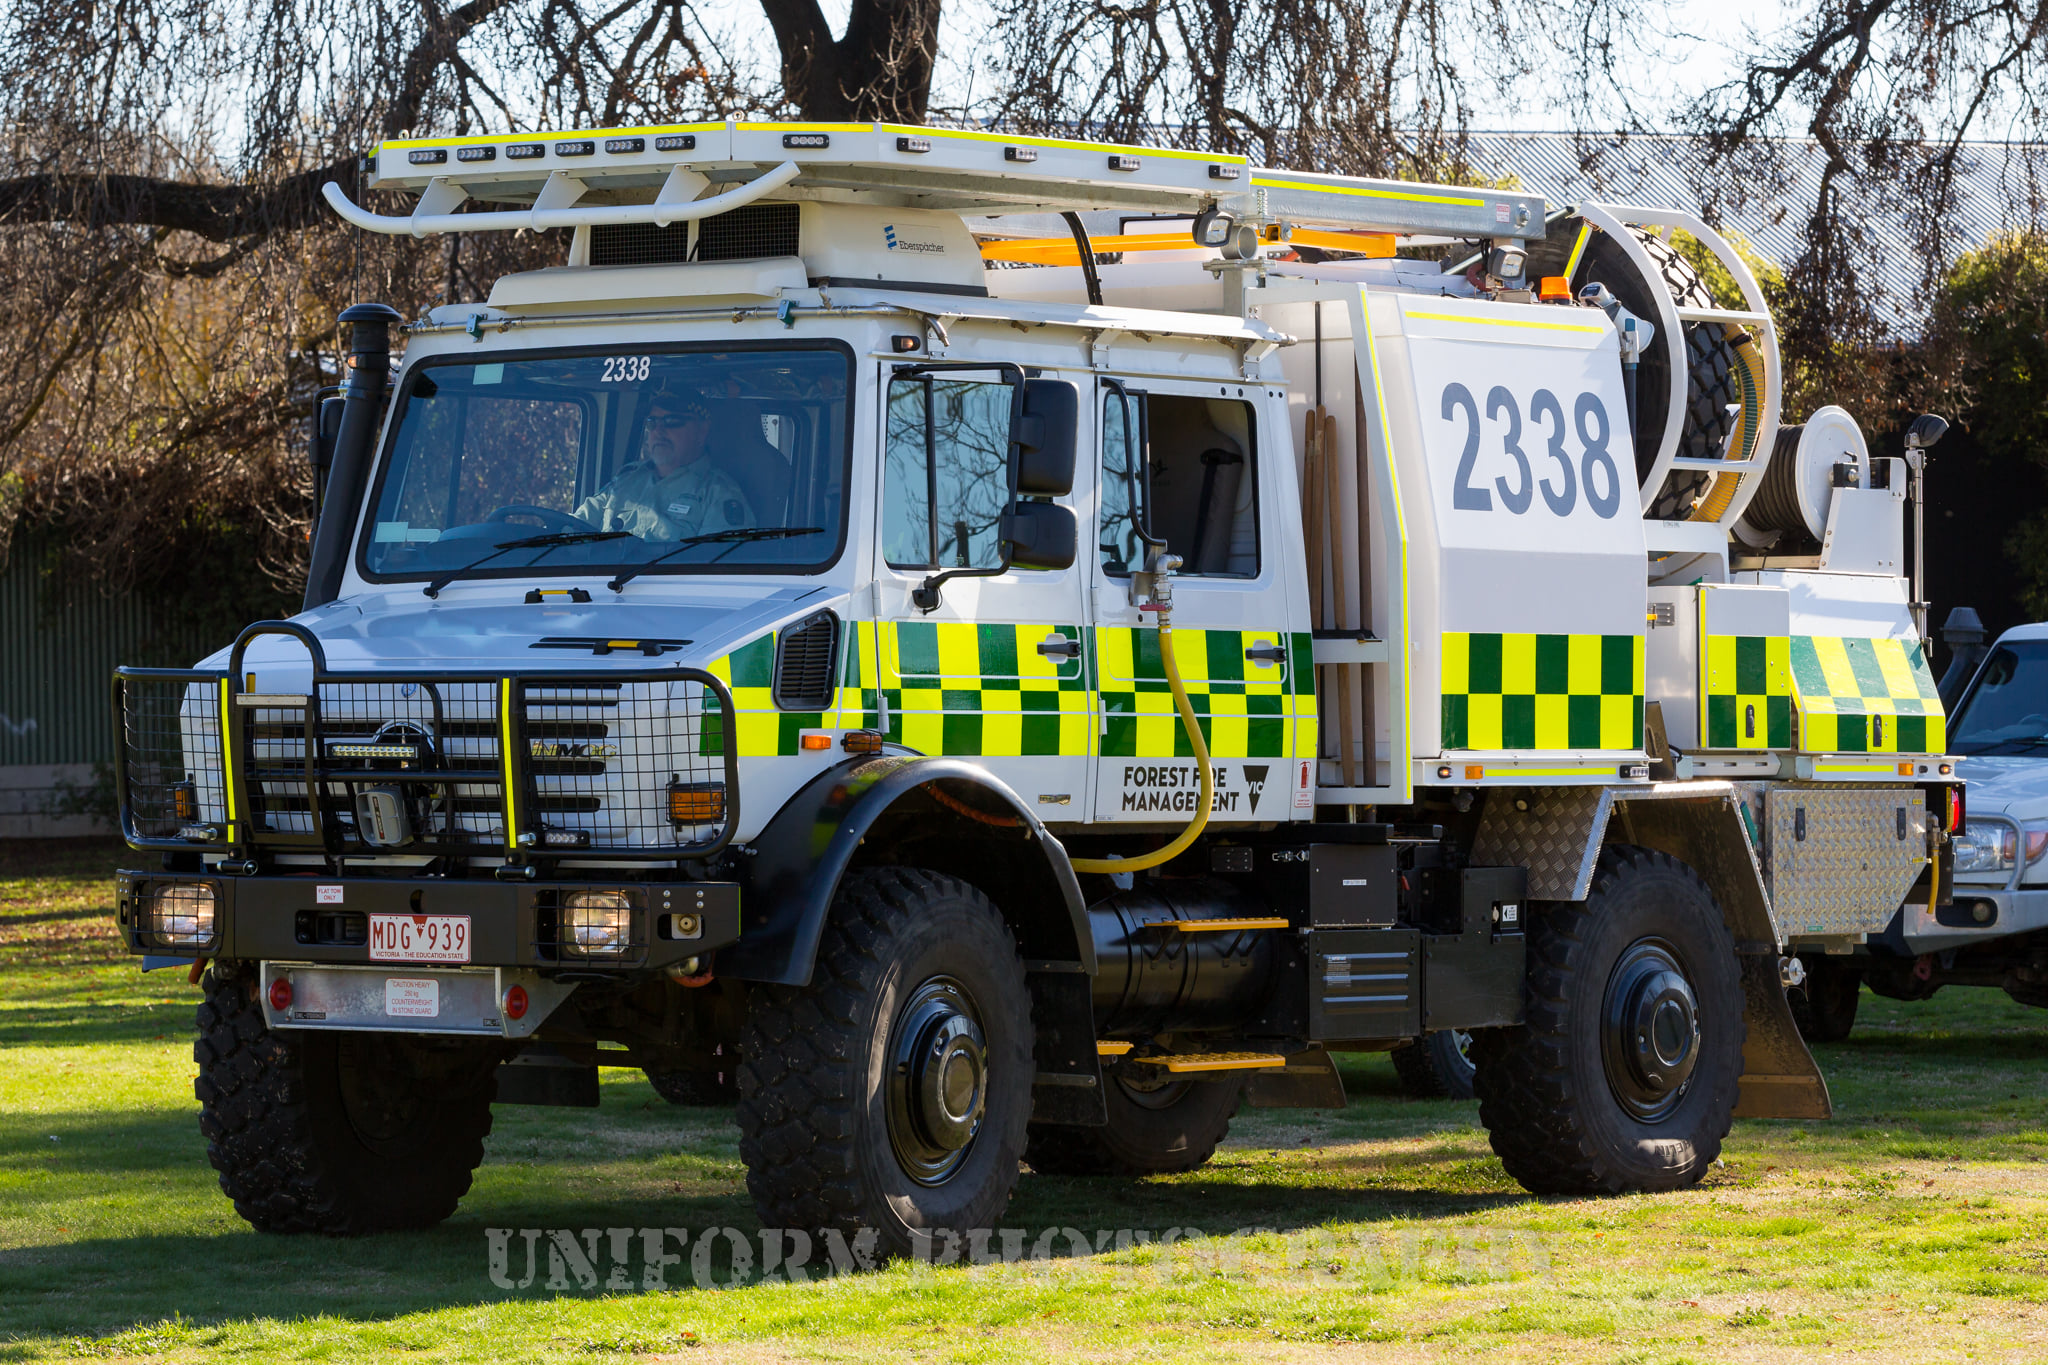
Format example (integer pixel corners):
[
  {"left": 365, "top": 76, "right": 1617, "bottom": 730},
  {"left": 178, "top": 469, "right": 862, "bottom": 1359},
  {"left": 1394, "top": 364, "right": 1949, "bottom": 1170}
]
[{"left": 718, "top": 755, "right": 1092, "bottom": 987}]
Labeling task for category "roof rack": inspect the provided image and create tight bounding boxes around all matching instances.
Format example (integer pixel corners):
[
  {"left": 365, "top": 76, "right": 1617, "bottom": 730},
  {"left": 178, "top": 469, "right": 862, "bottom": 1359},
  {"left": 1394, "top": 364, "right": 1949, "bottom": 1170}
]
[{"left": 325, "top": 121, "right": 1548, "bottom": 243}]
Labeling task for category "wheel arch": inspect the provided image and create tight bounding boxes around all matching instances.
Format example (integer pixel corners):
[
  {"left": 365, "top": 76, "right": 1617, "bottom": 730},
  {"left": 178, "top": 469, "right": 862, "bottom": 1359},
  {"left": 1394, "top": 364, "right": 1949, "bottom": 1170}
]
[{"left": 720, "top": 755, "right": 1092, "bottom": 987}]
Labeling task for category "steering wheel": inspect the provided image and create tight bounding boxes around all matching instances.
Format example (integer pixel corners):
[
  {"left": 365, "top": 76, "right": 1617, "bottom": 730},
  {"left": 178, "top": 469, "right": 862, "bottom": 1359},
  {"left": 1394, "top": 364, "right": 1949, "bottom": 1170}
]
[{"left": 484, "top": 505, "right": 592, "bottom": 535}]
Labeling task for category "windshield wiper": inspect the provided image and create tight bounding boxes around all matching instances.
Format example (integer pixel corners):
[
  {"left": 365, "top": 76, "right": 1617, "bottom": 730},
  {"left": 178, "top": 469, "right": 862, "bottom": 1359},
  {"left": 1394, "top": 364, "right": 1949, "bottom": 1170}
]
[
  {"left": 423, "top": 530, "right": 632, "bottom": 598},
  {"left": 607, "top": 527, "right": 825, "bottom": 592}
]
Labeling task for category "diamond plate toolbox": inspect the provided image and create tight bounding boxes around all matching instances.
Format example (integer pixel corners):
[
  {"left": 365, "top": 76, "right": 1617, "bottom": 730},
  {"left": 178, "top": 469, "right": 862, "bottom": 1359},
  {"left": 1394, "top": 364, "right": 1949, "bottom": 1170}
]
[{"left": 1765, "top": 785, "right": 1929, "bottom": 937}]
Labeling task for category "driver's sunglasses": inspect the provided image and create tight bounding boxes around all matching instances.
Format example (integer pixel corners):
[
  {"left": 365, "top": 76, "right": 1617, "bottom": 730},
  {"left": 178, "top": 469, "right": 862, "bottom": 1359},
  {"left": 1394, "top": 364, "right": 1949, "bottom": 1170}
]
[{"left": 645, "top": 411, "right": 700, "bottom": 431}]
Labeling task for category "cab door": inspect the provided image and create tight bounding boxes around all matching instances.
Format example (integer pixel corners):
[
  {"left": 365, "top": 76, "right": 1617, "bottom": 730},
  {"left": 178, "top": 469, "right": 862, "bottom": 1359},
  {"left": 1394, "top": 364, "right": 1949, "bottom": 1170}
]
[
  {"left": 870, "top": 365, "right": 1093, "bottom": 813},
  {"left": 1090, "top": 377, "right": 1311, "bottom": 822}
]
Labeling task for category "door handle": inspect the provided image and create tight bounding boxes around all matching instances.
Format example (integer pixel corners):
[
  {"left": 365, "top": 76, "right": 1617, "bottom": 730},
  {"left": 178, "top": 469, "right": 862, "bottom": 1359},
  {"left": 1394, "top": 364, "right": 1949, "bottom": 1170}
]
[
  {"left": 1245, "top": 643, "right": 1287, "bottom": 666},
  {"left": 1037, "top": 635, "right": 1082, "bottom": 659}
]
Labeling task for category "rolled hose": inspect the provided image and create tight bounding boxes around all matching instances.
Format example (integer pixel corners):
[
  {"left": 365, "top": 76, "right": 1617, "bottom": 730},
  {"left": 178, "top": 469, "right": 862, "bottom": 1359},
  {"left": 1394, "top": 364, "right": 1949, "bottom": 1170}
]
[{"left": 1069, "top": 610, "right": 1213, "bottom": 874}]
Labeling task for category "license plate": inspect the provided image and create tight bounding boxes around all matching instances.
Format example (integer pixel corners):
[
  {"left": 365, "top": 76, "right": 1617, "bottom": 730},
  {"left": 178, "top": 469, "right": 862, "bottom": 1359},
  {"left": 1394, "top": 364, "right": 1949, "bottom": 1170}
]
[{"left": 368, "top": 913, "right": 471, "bottom": 964}]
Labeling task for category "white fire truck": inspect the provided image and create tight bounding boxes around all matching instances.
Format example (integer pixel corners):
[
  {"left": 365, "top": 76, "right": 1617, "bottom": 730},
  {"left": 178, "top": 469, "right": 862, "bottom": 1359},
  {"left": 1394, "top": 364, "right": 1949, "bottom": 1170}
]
[{"left": 110, "top": 121, "right": 1960, "bottom": 1251}]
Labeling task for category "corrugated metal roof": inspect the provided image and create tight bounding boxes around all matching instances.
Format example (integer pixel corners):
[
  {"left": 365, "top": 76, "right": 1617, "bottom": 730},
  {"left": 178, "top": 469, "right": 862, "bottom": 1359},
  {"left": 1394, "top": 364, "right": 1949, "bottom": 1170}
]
[{"left": 1461, "top": 130, "right": 2048, "bottom": 296}]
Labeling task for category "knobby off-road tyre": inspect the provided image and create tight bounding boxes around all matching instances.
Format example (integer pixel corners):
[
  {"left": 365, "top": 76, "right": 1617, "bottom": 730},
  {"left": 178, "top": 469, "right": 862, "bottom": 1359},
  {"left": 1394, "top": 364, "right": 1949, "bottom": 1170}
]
[
  {"left": 1573, "top": 228, "right": 1745, "bottom": 521},
  {"left": 736, "top": 868, "right": 1033, "bottom": 1258},
  {"left": 1789, "top": 957, "right": 1861, "bottom": 1043},
  {"left": 1471, "top": 845, "right": 1744, "bottom": 1195},
  {"left": 194, "top": 967, "right": 499, "bottom": 1234},
  {"left": 1023, "top": 1070, "right": 1246, "bottom": 1176},
  {"left": 1392, "top": 1030, "right": 1478, "bottom": 1101}
]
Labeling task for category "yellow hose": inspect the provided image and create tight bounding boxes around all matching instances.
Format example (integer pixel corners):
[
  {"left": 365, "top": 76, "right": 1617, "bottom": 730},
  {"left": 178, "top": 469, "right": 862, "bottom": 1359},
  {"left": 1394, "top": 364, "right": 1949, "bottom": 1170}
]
[
  {"left": 1070, "top": 612, "right": 1214, "bottom": 874},
  {"left": 1691, "top": 326, "right": 1766, "bottom": 523}
]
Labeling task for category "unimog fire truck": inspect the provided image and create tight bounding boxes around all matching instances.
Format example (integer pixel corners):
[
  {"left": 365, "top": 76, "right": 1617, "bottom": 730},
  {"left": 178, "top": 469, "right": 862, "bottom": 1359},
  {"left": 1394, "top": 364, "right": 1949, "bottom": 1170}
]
[{"left": 110, "top": 121, "right": 1962, "bottom": 1250}]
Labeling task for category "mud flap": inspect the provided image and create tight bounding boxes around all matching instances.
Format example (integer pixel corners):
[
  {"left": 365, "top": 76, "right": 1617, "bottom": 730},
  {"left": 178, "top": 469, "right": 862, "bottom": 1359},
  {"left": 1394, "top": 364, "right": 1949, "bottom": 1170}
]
[
  {"left": 1732, "top": 944, "right": 1832, "bottom": 1118},
  {"left": 1245, "top": 1046, "right": 1348, "bottom": 1109},
  {"left": 1027, "top": 961, "right": 1106, "bottom": 1126}
]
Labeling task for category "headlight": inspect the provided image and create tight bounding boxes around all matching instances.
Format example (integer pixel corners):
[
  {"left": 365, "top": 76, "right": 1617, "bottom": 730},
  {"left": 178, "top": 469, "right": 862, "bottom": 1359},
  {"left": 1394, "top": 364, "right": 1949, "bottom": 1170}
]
[
  {"left": 560, "top": 890, "right": 632, "bottom": 957},
  {"left": 145, "top": 884, "right": 216, "bottom": 949}
]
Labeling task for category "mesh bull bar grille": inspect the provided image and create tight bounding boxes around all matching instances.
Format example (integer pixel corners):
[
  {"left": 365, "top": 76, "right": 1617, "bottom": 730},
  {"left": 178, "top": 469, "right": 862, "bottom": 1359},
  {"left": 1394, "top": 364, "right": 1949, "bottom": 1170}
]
[{"left": 113, "top": 622, "right": 738, "bottom": 862}]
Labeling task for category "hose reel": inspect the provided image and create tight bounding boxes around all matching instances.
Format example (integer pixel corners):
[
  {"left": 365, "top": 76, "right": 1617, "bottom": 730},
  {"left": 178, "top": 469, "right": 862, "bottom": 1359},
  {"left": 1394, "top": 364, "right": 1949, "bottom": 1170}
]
[{"left": 1734, "top": 406, "right": 1871, "bottom": 549}]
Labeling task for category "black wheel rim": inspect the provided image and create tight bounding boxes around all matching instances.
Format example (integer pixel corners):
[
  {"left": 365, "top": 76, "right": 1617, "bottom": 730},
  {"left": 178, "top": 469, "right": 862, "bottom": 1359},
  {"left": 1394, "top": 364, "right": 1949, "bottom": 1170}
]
[
  {"left": 1600, "top": 937, "right": 1702, "bottom": 1123},
  {"left": 884, "top": 975, "right": 989, "bottom": 1186}
]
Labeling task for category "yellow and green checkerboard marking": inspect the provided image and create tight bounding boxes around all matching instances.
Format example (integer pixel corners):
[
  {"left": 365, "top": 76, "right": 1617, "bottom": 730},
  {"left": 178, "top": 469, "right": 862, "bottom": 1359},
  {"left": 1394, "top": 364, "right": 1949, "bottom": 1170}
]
[
  {"left": 1790, "top": 636, "right": 1945, "bottom": 753},
  {"left": 1703, "top": 634, "right": 1792, "bottom": 749},
  {"left": 1095, "top": 628, "right": 1309, "bottom": 759},
  {"left": 875, "top": 621, "right": 1091, "bottom": 757},
  {"left": 703, "top": 619, "right": 1319, "bottom": 765},
  {"left": 1440, "top": 632, "right": 1643, "bottom": 750}
]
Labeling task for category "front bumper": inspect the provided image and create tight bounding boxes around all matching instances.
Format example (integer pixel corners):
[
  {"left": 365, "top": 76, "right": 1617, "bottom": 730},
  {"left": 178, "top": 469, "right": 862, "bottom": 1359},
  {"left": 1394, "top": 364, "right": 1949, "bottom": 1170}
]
[
  {"left": 1899, "top": 883, "right": 2048, "bottom": 954},
  {"left": 115, "top": 871, "right": 741, "bottom": 971}
]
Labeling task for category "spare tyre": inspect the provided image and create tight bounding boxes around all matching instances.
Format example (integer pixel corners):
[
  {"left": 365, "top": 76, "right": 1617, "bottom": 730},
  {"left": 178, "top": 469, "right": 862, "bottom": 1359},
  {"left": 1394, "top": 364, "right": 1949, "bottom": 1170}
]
[{"left": 1566, "top": 225, "right": 1746, "bottom": 521}]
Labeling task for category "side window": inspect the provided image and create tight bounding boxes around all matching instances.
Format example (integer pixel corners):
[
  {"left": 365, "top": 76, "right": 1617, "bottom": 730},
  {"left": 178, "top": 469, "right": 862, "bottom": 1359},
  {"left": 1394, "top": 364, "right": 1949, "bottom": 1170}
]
[
  {"left": 882, "top": 377, "right": 1011, "bottom": 570},
  {"left": 1099, "top": 390, "right": 1259, "bottom": 578}
]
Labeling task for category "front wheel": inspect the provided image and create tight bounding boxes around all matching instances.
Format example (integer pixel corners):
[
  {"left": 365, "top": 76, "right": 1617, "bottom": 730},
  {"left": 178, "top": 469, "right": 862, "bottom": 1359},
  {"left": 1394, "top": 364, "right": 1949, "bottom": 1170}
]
[
  {"left": 194, "top": 967, "right": 499, "bottom": 1233},
  {"left": 1472, "top": 845, "right": 1744, "bottom": 1195},
  {"left": 736, "top": 869, "right": 1032, "bottom": 1258}
]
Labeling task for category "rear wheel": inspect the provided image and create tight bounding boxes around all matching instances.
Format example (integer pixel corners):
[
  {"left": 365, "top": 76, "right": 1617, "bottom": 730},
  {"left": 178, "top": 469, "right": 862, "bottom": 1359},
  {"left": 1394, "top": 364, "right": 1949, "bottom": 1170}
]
[
  {"left": 1393, "top": 1030, "right": 1477, "bottom": 1100},
  {"left": 736, "top": 868, "right": 1032, "bottom": 1258},
  {"left": 1472, "top": 845, "right": 1744, "bottom": 1194},
  {"left": 1024, "top": 1067, "right": 1246, "bottom": 1176},
  {"left": 194, "top": 966, "right": 498, "bottom": 1233},
  {"left": 1790, "top": 958, "right": 1861, "bottom": 1042}
]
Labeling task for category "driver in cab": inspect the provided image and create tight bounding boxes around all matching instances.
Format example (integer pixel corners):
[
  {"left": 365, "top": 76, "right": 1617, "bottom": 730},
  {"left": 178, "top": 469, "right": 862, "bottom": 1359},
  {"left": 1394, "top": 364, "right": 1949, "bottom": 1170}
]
[{"left": 576, "top": 381, "right": 755, "bottom": 540}]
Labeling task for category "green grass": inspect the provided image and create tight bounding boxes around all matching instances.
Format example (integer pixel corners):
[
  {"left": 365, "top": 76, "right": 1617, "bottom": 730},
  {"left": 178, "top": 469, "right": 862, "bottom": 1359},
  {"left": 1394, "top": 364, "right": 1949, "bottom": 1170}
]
[{"left": 4, "top": 837, "right": 2048, "bottom": 1362}]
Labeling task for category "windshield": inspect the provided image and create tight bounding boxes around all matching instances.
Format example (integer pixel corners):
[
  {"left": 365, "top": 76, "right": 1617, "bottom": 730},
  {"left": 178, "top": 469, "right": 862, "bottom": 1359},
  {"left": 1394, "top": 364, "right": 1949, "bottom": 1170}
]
[
  {"left": 1949, "top": 640, "right": 2048, "bottom": 754},
  {"left": 359, "top": 344, "right": 851, "bottom": 583}
]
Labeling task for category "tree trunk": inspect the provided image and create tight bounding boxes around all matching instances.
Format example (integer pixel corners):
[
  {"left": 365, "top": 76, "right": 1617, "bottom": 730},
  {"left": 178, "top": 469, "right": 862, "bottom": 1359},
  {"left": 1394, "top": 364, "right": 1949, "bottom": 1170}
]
[{"left": 760, "top": 0, "right": 944, "bottom": 122}]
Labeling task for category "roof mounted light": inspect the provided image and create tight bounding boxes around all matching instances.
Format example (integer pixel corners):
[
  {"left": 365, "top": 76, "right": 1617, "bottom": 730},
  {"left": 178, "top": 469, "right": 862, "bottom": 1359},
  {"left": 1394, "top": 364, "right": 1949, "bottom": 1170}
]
[
  {"left": 783, "top": 132, "right": 830, "bottom": 149},
  {"left": 1107, "top": 154, "right": 1141, "bottom": 172},
  {"left": 506, "top": 143, "right": 545, "bottom": 160},
  {"left": 896, "top": 136, "right": 932, "bottom": 154},
  {"left": 1005, "top": 146, "right": 1038, "bottom": 163},
  {"left": 1208, "top": 164, "right": 1242, "bottom": 180},
  {"left": 605, "top": 137, "right": 644, "bottom": 154},
  {"left": 408, "top": 149, "right": 447, "bottom": 165},
  {"left": 555, "top": 139, "right": 595, "bottom": 157},
  {"left": 655, "top": 134, "right": 696, "bottom": 152},
  {"left": 456, "top": 146, "right": 495, "bottom": 163}
]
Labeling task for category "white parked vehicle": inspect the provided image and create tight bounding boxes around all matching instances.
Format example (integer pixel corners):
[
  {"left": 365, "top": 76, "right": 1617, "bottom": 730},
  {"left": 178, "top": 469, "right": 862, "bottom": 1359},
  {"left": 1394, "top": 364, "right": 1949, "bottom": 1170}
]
[
  {"left": 109, "top": 120, "right": 1961, "bottom": 1251},
  {"left": 1793, "top": 612, "right": 2048, "bottom": 1038}
]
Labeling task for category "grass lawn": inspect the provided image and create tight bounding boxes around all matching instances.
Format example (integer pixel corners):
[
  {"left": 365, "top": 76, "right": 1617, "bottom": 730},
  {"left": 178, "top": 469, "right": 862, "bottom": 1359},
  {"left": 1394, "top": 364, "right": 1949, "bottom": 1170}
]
[{"left": 2, "top": 837, "right": 2046, "bottom": 1363}]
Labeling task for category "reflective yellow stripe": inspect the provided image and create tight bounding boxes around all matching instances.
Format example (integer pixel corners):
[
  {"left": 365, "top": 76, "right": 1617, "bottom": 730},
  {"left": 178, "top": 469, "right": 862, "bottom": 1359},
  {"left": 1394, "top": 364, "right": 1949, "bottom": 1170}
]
[
  {"left": 878, "top": 123, "right": 1246, "bottom": 164},
  {"left": 1563, "top": 222, "right": 1593, "bottom": 279},
  {"left": 1815, "top": 761, "right": 1898, "bottom": 774},
  {"left": 736, "top": 121, "right": 875, "bottom": 133},
  {"left": 1404, "top": 309, "right": 1605, "bottom": 334},
  {"left": 1494, "top": 765, "right": 1613, "bottom": 777},
  {"left": 499, "top": 678, "right": 519, "bottom": 849},
  {"left": 1254, "top": 176, "right": 1483, "bottom": 207},
  {"left": 218, "top": 678, "right": 238, "bottom": 837}
]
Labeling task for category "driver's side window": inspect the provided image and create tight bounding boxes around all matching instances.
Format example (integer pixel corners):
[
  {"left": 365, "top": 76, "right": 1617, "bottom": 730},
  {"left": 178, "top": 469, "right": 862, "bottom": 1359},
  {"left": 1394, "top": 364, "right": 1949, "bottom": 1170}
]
[{"left": 389, "top": 393, "right": 584, "bottom": 530}]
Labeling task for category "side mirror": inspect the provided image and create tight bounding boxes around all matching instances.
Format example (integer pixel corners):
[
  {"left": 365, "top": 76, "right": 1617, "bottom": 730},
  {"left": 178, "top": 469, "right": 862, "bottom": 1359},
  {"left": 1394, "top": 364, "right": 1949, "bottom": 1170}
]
[
  {"left": 1003, "top": 500, "right": 1076, "bottom": 571},
  {"left": 1013, "top": 378, "right": 1077, "bottom": 496},
  {"left": 310, "top": 393, "right": 345, "bottom": 472}
]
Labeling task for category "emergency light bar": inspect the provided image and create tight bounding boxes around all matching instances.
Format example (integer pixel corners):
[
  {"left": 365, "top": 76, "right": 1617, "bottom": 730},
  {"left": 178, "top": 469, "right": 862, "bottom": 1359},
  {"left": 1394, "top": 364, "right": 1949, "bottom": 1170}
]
[{"left": 322, "top": 120, "right": 1548, "bottom": 242}]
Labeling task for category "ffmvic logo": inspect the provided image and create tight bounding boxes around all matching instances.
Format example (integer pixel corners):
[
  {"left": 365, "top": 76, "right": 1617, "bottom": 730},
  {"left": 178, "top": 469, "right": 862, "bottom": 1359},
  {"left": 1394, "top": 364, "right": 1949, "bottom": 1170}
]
[{"left": 883, "top": 224, "right": 947, "bottom": 255}]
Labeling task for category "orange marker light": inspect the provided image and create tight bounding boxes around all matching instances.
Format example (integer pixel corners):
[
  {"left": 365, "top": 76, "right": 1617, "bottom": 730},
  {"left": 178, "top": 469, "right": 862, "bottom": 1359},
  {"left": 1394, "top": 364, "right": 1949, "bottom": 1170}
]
[
  {"left": 1538, "top": 276, "right": 1572, "bottom": 303},
  {"left": 1465, "top": 764, "right": 1486, "bottom": 780},
  {"left": 799, "top": 733, "right": 833, "bottom": 751}
]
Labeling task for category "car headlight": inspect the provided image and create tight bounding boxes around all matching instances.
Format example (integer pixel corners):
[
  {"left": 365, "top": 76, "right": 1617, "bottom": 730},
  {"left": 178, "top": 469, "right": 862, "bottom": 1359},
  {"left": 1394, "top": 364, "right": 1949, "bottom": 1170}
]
[
  {"left": 560, "top": 890, "right": 633, "bottom": 958},
  {"left": 145, "top": 883, "right": 216, "bottom": 949}
]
